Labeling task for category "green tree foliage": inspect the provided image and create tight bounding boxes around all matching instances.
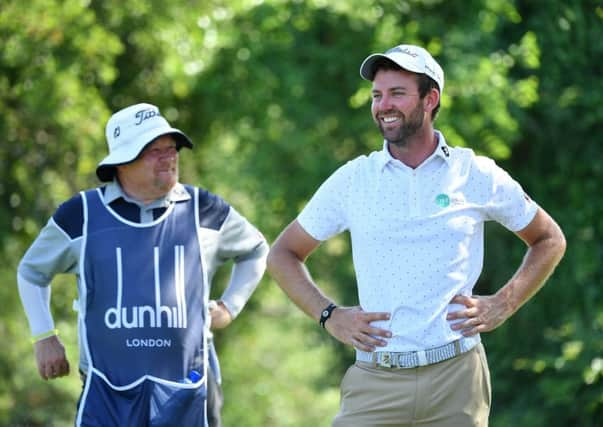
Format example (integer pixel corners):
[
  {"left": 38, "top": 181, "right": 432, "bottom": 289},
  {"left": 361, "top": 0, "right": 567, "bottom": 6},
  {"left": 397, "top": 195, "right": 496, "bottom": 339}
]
[
  {"left": 481, "top": 1, "right": 603, "bottom": 426},
  {"left": 0, "top": 1, "right": 119, "bottom": 425},
  {"left": 0, "top": 0, "right": 601, "bottom": 425}
]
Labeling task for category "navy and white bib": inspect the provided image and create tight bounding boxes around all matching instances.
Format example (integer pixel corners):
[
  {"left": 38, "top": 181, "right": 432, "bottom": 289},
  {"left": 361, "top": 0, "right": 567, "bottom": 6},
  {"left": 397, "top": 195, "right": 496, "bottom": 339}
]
[{"left": 76, "top": 188, "right": 208, "bottom": 426}]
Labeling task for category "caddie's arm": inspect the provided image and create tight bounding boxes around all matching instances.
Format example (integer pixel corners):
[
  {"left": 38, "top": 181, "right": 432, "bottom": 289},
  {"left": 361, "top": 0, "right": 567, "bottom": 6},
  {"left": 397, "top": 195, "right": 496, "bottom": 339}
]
[
  {"left": 17, "top": 214, "right": 79, "bottom": 380},
  {"left": 18, "top": 274, "right": 70, "bottom": 380},
  {"left": 210, "top": 207, "right": 269, "bottom": 329}
]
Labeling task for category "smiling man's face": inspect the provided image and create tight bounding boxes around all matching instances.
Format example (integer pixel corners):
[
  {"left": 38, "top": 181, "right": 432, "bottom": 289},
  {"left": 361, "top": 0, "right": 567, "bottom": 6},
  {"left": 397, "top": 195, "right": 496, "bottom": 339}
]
[{"left": 371, "top": 69, "right": 426, "bottom": 147}]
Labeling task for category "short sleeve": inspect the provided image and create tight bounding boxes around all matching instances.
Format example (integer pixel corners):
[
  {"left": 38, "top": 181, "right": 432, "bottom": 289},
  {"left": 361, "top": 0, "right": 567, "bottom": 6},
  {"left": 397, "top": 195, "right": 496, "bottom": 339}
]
[
  {"left": 297, "top": 161, "right": 355, "bottom": 241},
  {"left": 482, "top": 158, "right": 538, "bottom": 231}
]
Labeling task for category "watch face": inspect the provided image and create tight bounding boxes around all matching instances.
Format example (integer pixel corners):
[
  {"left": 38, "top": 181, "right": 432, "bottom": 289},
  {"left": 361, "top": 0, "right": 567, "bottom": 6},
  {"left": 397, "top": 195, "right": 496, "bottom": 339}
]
[{"left": 322, "top": 310, "right": 329, "bottom": 316}]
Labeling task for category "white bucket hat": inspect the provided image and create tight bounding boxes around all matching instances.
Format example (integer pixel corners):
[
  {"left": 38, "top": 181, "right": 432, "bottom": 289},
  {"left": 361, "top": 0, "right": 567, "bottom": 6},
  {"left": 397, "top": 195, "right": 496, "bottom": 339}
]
[
  {"left": 359, "top": 44, "right": 444, "bottom": 94},
  {"left": 96, "top": 103, "right": 193, "bottom": 182}
]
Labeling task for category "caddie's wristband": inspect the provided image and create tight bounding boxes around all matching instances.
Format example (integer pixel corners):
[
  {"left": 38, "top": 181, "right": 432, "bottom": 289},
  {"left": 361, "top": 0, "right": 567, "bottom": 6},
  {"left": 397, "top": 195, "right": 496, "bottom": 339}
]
[
  {"left": 319, "top": 303, "right": 337, "bottom": 328},
  {"left": 31, "top": 329, "right": 59, "bottom": 344}
]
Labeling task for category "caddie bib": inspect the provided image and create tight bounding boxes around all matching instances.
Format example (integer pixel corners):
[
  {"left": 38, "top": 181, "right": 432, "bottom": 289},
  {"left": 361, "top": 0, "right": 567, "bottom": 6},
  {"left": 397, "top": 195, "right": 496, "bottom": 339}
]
[{"left": 75, "top": 188, "right": 208, "bottom": 427}]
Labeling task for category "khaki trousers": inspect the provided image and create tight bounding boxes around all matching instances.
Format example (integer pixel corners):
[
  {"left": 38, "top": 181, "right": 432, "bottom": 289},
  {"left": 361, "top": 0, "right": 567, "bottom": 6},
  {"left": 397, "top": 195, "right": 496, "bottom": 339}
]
[{"left": 332, "top": 343, "right": 491, "bottom": 427}]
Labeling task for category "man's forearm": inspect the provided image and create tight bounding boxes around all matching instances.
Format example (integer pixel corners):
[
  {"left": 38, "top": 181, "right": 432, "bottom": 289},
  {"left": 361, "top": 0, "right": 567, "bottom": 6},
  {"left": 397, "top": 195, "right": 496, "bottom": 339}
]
[
  {"left": 496, "top": 226, "right": 566, "bottom": 315},
  {"left": 267, "top": 248, "right": 333, "bottom": 322}
]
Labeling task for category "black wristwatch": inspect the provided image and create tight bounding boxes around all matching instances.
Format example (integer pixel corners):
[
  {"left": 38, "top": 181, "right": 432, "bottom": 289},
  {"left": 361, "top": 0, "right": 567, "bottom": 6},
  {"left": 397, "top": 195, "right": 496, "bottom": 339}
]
[{"left": 319, "top": 303, "right": 337, "bottom": 328}]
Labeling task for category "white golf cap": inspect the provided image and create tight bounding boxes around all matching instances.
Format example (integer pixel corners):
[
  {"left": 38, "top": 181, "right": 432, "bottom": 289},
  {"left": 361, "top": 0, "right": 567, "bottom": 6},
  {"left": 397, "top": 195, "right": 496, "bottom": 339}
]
[
  {"left": 96, "top": 103, "right": 192, "bottom": 182},
  {"left": 359, "top": 44, "right": 444, "bottom": 94}
]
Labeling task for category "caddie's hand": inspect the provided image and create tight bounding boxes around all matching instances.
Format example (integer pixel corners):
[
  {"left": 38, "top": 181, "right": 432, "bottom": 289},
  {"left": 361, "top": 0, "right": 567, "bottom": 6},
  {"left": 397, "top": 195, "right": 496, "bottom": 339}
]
[
  {"left": 34, "top": 335, "right": 70, "bottom": 380},
  {"left": 209, "top": 300, "right": 233, "bottom": 330},
  {"left": 447, "top": 294, "right": 512, "bottom": 336},
  {"left": 325, "top": 306, "right": 391, "bottom": 352}
]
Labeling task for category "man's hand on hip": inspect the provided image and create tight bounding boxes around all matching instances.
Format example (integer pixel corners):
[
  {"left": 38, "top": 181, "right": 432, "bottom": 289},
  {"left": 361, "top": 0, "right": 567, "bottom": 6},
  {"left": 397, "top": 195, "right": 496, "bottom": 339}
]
[
  {"left": 325, "top": 306, "right": 391, "bottom": 352},
  {"left": 447, "top": 294, "right": 512, "bottom": 336}
]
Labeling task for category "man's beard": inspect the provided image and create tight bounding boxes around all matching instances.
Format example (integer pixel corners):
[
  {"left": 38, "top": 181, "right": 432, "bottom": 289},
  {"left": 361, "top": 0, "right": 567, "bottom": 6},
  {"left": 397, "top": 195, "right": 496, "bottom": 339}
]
[{"left": 378, "top": 101, "right": 424, "bottom": 148}]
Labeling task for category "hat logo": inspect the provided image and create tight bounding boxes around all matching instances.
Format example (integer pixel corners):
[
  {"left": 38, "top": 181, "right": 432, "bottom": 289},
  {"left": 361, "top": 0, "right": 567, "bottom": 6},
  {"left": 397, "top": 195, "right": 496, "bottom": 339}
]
[
  {"left": 387, "top": 46, "right": 418, "bottom": 58},
  {"left": 114, "top": 126, "right": 120, "bottom": 138},
  {"left": 135, "top": 108, "right": 161, "bottom": 126}
]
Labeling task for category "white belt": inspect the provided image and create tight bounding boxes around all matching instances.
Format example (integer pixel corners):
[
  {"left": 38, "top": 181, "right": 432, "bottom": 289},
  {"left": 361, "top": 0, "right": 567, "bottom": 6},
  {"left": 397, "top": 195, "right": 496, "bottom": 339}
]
[{"left": 356, "top": 335, "right": 480, "bottom": 369}]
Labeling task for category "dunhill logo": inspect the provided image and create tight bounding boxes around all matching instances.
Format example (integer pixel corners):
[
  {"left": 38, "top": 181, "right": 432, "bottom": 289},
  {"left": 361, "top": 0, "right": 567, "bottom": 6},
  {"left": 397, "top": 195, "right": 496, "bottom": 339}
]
[{"left": 104, "top": 246, "right": 188, "bottom": 329}]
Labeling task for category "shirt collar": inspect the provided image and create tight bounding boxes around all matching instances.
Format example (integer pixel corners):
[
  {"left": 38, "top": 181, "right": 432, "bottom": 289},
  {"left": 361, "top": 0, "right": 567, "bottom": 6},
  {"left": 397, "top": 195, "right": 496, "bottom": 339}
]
[
  {"left": 433, "top": 130, "right": 452, "bottom": 164},
  {"left": 103, "top": 180, "right": 191, "bottom": 208},
  {"left": 377, "top": 129, "right": 452, "bottom": 170}
]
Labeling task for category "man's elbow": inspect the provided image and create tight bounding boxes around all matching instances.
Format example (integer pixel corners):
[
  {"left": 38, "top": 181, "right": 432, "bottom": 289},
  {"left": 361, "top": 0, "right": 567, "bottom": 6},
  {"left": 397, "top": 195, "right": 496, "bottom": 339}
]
[
  {"left": 544, "top": 220, "right": 567, "bottom": 267},
  {"left": 266, "top": 245, "right": 281, "bottom": 276},
  {"left": 554, "top": 226, "right": 567, "bottom": 262},
  {"left": 266, "top": 242, "right": 298, "bottom": 278}
]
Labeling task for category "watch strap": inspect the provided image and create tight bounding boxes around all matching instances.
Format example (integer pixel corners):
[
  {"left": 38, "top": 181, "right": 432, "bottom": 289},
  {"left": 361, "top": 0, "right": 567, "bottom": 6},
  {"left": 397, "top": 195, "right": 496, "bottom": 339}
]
[{"left": 319, "top": 303, "right": 337, "bottom": 328}]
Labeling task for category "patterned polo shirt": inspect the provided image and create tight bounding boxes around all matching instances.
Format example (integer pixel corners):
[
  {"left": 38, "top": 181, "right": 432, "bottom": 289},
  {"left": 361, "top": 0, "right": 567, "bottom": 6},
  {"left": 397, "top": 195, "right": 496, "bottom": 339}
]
[{"left": 298, "top": 131, "right": 537, "bottom": 353}]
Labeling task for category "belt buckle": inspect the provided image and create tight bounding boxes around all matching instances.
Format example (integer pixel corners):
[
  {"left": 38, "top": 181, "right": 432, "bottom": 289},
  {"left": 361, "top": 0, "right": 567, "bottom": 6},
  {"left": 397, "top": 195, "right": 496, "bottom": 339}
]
[{"left": 379, "top": 352, "right": 392, "bottom": 368}]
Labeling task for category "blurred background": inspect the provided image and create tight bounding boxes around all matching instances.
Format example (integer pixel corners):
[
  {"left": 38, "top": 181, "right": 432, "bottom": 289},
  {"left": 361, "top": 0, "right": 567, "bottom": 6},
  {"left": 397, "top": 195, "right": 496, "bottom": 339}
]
[{"left": 1, "top": 0, "right": 601, "bottom": 426}]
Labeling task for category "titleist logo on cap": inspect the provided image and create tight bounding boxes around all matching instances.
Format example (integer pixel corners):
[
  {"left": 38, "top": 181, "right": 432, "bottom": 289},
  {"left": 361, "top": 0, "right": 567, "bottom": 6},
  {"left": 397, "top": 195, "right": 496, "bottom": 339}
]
[
  {"left": 386, "top": 46, "right": 419, "bottom": 57},
  {"left": 112, "top": 108, "right": 162, "bottom": 142},
  {"left": 135, "top": 108, "right": 161, "bottom": 126}
]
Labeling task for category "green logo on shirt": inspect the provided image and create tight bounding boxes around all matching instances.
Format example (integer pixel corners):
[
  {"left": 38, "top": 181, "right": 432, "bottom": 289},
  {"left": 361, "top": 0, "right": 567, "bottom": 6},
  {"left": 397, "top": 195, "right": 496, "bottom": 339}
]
[{"left": 435, "top": 193, "right": 450, "bottom": 207}]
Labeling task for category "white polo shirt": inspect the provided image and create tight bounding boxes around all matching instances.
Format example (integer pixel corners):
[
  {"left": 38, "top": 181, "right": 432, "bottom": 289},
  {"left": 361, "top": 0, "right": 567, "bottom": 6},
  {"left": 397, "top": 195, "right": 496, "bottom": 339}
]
[{"left": 298, "top": 131, "right": 538, "bottom": 353}]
